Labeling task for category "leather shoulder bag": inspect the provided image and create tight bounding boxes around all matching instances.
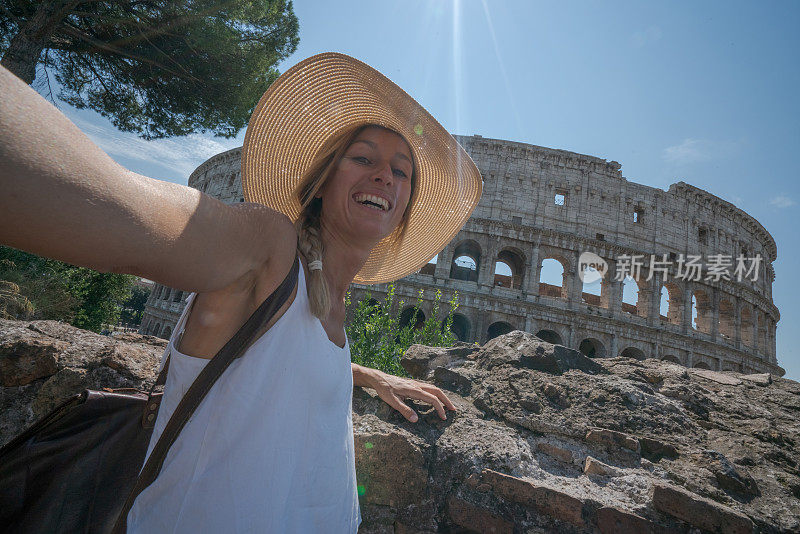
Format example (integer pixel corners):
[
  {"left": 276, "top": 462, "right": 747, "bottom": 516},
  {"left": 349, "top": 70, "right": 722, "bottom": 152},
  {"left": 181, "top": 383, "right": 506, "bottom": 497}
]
[{"left": 0, "top": 255, "right": 300, "bottom": 534}]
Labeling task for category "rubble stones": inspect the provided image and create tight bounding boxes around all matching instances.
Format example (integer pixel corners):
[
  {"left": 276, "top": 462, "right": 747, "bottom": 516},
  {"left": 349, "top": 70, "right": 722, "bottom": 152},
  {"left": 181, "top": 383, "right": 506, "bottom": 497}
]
[{"left": 2, "top": 322, "right": 798, "bottom": 532}]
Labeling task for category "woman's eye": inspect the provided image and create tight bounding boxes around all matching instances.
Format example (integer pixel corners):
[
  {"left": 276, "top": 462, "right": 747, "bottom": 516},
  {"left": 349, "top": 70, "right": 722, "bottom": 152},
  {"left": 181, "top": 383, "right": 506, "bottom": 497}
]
[
  {"left": 352, "top": 156, "right": 370, "bottom": 164},
  {"left": 393, "top": 168, "right": 408, "bottom": 178}
]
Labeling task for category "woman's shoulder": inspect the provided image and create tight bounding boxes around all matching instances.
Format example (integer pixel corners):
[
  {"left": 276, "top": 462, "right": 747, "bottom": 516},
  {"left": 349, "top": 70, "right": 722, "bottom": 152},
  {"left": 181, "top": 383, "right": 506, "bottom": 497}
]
[{"left": 248, "top": 210, "right": 299, "bottom": 308}]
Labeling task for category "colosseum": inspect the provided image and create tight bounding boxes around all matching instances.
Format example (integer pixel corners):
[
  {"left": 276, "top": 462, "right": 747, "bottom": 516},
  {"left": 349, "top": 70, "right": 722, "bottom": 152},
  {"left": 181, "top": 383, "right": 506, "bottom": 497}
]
[{"left": 139, "top": 135, "right": 784, "bottom": 376}]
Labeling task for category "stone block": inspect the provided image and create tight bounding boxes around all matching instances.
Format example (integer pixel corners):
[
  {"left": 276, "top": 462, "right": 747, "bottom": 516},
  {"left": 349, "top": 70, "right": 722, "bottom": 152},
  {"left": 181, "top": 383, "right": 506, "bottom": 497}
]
[
  {"left": 595, "top": 506, "right": 660, "bottom": 534},
  {"left": 536, "top": 441, "right": 574, "bottom": 463},
  {"left": 481, "top": 468, "right": 585, "bottom": 527},
  {"left": 652, "top": 482, "right": 754, "bottom": 534},
  {"left": 585, "top": 428, "right": 641, "bottom": 453},
  {"left": 584, "top": 456, "right": 623, "bottom": 477},
  {"left": 447, "top": 496, "right": 513, "bottom": 534}
]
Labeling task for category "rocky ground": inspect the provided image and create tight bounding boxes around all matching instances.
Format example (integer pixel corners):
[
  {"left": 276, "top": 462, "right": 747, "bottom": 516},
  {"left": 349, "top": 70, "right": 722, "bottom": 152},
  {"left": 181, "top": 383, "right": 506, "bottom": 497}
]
[{"left": 1, "top": 319, "right": 798, "bottom": 533}]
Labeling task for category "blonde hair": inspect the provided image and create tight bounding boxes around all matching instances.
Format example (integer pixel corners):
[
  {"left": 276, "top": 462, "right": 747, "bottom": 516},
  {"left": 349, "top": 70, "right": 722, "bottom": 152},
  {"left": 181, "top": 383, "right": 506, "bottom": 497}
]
[{"left": 294, "top": 123, "right": 417, "bottom": 319}]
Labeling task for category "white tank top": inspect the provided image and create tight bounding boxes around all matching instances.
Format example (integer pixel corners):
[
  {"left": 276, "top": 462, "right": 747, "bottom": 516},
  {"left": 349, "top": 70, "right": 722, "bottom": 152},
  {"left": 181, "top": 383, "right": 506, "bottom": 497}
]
[{"left": 126, "top": 264, "right": 362, "bottom": 533}]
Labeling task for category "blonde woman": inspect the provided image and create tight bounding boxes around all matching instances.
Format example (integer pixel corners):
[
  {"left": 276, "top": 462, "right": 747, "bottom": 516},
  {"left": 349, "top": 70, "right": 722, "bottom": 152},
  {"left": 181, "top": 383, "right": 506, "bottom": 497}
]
[{"left": 0, "top": 53, "right": 482, "bottom": 532}]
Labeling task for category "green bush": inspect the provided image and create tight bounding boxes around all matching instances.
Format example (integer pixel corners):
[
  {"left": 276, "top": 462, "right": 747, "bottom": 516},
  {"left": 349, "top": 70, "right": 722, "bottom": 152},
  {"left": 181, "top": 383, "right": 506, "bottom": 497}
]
[
  {"left": 346, "top": 285, "right": 459, "bottom": 377},
  {"left": 0, "top": 246, "right": 136, "bottom": 332}
]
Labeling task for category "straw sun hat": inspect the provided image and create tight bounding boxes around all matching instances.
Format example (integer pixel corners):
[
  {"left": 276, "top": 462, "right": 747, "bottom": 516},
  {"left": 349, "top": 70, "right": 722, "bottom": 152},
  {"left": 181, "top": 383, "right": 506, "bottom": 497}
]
[{"left": 241, "top": 52, "right": 483, "bottom": 284}]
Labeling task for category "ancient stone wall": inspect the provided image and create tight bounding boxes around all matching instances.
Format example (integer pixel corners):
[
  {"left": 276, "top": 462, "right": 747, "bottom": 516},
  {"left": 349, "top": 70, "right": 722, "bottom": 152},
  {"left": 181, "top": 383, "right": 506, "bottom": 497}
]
[{"left": 140, "top": 136, "right": 783, "bottom": 375}]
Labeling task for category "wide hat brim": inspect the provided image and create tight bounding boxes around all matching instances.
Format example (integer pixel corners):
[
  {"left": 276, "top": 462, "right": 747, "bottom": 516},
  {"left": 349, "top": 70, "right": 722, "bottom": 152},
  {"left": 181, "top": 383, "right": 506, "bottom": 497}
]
[{"left": 241, "top": 52, "right": 482, "bottom": 284}]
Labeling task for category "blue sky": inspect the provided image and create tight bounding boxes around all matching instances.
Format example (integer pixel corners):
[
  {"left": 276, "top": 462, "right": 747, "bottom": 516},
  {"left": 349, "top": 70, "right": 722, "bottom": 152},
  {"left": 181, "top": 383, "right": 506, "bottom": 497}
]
[{"left": 33, "top": 1, "right": 799, "bottom": 379}]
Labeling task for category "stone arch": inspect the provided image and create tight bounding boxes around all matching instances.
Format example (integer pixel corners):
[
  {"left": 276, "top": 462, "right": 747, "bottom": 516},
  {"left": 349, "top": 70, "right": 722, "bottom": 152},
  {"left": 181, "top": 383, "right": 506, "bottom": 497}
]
[
  {"left": 487, "top": 321, "right": 514, "bottom": 341},
  {"left": 162, "top": 325, "right": 172, "bottom": 339},
  {"left": 494, "top": 248, "right": 525, "bottom": 289},
  {"left": 450, "top": 240, "right": 481, "bottom": 282},
  {"left": 578, "top": 337, "right": 606, "bottom": 358},
  {"left": 399, "top": 306, "right": 425, "bottom": 330},
  {"left": 757, "top": 311, "right": 768, "bottom": 355},
  {"left": 620, "top": 346, "right": 646, "bottom": 360},
  {"left": 154, "top": 323, "right": 162, "bottom": 337},
  {"left": 535, "top": 328, "right": 563, "bottom": 345},
  {"left": 722, "top": 361, "right": 744, "bottom": 372},
  {"left": 691, "top": 289, "right": 712, "bottom": 333},
  {"left": 660, "top": 282, "right": 682, "bottom": 325},
  {"left": 621, "top": 276, "right": 644, "bottom": 317},
  {"left": 442, "top": 313, "right": 470, "bottom": 342},
  {"left": 661, "top": 354, "right": 681, "bottom": 364},
  {"left": 740, "top": 304, "right": 754, "bottom": 347},
  {"left": 768, "top": 318, "right": 777, "bottom": 359},
  {"left": 718, "top": 296, "right": 735, "bottom": 342},
  {"left": 693, "top": 361, "right": 711, "bottom": 370},
  {"left": 539, "top": 256, "right": 568, "bottom": 299},
  {"left": 580, "top": 264, "right": 603, "bottom": 307}
]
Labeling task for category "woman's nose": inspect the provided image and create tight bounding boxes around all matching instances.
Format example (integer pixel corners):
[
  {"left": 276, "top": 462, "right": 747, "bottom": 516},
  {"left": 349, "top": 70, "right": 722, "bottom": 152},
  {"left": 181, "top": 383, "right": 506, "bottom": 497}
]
[{"left": 373, "top": 162, "right": 393, "bottom": 184}]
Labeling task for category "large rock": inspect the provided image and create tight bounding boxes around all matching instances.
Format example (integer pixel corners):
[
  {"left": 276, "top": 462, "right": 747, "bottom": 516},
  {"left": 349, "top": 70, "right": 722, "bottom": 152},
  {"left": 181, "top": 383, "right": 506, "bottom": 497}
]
[
  {"left": 2, "top": 320, "right": 798, "bottom": 532},
  {"left": 0, "top": 318, "right": 164, "bottom": 444}
]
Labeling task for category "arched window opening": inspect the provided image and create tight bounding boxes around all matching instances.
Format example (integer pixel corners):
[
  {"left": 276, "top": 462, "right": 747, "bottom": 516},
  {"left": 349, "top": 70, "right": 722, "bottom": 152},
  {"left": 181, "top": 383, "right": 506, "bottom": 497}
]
[
  {"left": 450, "top": 241, "right": 481, "bottom": 282},
  {"left": 758, "top": 315, "right": 768, "bottom": 354},
  {"left": 442, "top": 313, "right": 470, "bottom": 342},
  {"left": 740, "top": 306, "right": 754, "bottom": 347},
  {"left": 539, "top": 258, "right": 565, "bottom": 298},
  {"left": 692, "top": 290, "right": 711, "bottom": 333},
  {"left": 718, "top": 297, "right": 735, "bottom": 342},
  {"left": 620, "top": 346, "right": 646, "bottom": 360},
  {"left": 580, "top": 265, "right": 602, "bottom": 306},
  {"left": 162, "top": 326, "right": 172, "bottom": 339},
  {"left": 494, "top": 261, "right": 513, "bottom": 288},
  {"left": 399, "top": 307, "right": 425, "bottom": 330},
  {"left": 661, "top": 282, "right": 682, "bottom": 325},
  {"left": 659, "top": 286, "right": 670, "bottom": 321},
  {"left": 487, "top": 321, "right": 513, "bottom": 341},
  {"left": 535, "top": 329, "right": 563, "bottom": 345},
  {"left": 621, "top": 276, "right": 641, "bottom": 316},
  {"left": 419, "top": 254, "right": 437, "bottom": 275},
  {"left": 693, "top": 361, "right": 711, "bottom": 370},
  {"left": 578, "top": 338, "right": 606, "bottom": 358},
  {"left": 494, "top": 250, "right": 524, "bottom": 289}
]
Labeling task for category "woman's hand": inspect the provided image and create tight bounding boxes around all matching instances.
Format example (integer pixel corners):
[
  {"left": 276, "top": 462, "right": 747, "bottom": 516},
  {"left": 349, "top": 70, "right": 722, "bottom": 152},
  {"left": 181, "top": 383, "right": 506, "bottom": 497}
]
[{"left": 354, "top": 364, "right": 457, "bottom": 423}]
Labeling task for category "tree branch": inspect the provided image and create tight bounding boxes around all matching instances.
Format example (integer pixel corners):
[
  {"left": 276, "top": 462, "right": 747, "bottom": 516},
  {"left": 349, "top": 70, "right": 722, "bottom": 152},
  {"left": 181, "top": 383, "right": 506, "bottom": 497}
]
[{"left": 60, "top": 22, "right": 200, "bottom": 82}]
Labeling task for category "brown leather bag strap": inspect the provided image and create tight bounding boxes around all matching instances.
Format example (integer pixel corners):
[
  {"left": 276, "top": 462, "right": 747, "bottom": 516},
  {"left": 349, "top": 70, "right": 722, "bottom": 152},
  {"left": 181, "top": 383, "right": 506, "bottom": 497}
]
[{"left": 112, "top": 255, "right": 300, "bottom": 533}]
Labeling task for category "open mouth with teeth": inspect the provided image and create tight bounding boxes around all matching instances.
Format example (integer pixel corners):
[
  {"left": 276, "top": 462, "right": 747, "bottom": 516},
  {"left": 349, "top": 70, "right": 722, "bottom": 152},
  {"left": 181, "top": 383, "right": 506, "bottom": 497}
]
[{"left": 353, "top": 193, "right": 391, "bottom": 212}]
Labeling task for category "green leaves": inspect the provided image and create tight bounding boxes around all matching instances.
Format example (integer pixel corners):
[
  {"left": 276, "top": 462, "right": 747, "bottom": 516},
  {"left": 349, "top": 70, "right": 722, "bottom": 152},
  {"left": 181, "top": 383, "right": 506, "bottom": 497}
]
[
  {"left": 346, "top": 285, "right": 460, "bottom": 377},
  {"left": 0, "top": 246, "right": 136, "bottom": 333}
]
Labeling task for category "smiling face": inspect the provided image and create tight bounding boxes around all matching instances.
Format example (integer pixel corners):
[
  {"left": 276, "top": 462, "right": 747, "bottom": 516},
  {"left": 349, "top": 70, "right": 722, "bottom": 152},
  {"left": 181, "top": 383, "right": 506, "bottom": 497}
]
[{"left": 315, "top": 125, "right": 415, "bottom": 247}]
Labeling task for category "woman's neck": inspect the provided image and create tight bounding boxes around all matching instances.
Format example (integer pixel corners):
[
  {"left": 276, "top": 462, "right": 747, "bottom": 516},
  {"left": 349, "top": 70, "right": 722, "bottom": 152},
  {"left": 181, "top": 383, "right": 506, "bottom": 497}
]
[{"left": 318, "top": 226, "right": 377, "bottom": 305}]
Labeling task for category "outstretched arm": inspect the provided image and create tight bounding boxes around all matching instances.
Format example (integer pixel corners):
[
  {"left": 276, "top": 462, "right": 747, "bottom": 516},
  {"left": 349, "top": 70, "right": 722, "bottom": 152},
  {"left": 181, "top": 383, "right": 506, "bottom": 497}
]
[
  {"left": 0, "top": 65, "right": 291, "bottom": 293},
  {"left": 351, "top": 363, "right": 457, "bottom": 422}
]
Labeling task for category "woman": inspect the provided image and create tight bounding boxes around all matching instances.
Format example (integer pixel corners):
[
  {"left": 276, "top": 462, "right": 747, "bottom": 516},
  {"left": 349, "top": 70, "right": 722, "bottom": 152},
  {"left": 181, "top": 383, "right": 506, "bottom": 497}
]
[{"left": 0, "top": 53, "right": 482, "bottom": 532}]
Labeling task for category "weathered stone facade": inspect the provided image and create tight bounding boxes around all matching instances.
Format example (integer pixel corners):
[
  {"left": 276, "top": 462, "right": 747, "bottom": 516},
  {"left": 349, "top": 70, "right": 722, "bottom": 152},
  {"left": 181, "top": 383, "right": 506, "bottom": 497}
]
[{"left": 140, "top": 135, "right": 783, "bottom": 376}]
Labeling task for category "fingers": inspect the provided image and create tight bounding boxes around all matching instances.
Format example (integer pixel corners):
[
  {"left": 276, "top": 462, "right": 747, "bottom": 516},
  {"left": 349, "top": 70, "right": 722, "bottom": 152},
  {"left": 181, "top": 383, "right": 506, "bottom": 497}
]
[
  {"left": 385, "top": 394, "right": 418, "bottom": 423},
  {"left": 420, "top": 384, "right": 457, "bottom": 412},
  {"left": 405, "top": 389, "right": 448, "bottom": 420}
]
